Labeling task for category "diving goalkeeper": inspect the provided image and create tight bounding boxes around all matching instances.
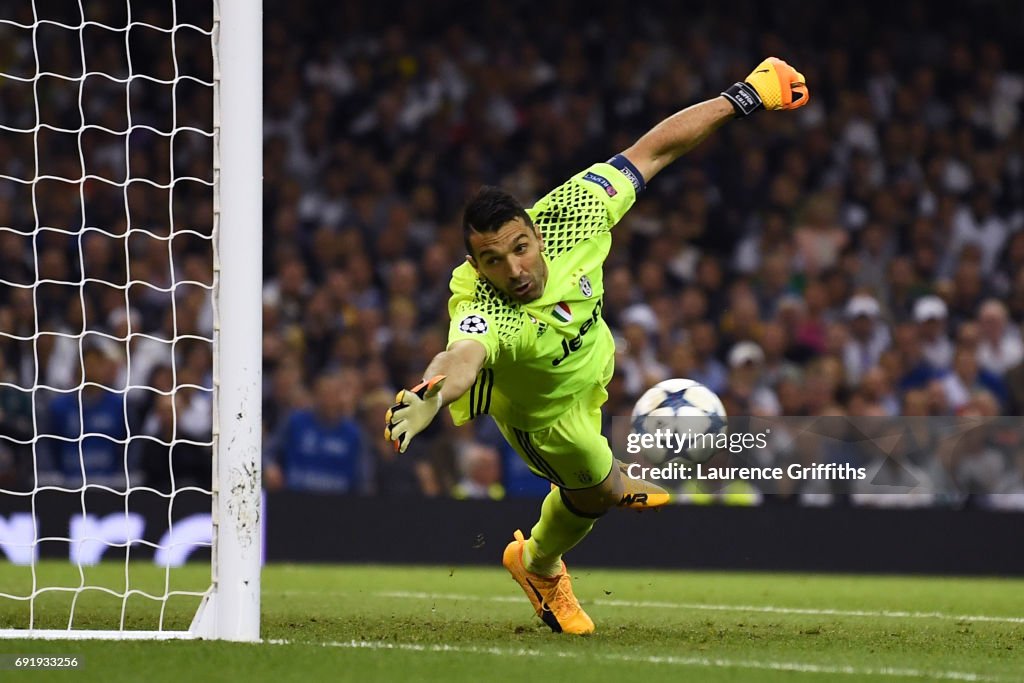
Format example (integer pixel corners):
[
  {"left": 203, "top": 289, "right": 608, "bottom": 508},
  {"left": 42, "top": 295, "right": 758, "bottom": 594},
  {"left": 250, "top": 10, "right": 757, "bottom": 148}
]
[{"left": 385, "top": 59, "right": 809, "bottom": 634}]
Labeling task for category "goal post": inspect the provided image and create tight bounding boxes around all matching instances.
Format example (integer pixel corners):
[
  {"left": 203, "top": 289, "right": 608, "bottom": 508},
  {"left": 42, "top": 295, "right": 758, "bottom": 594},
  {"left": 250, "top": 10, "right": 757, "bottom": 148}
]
[
  {"left": 194, "top": 0, "right": 263, "bottom": 642},
  {"left": 0, "top": 0, "right": 262, "bottom": 641}
]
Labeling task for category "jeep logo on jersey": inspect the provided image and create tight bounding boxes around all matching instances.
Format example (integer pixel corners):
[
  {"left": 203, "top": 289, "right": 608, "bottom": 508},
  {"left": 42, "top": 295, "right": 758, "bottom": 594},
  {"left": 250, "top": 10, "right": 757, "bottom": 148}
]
[
  {"left": 458, "top": 315, "right": 488, "bottom": 334},
  {"left": 579, "top": 275, "right": 593, "bottom": 298},
  {"left": 552, "top": 298, "right": 603, "bottom": 367}
]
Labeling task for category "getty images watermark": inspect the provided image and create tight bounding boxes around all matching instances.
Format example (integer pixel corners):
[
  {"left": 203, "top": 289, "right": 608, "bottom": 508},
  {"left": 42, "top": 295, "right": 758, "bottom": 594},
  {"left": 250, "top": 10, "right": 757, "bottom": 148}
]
[
  {"left": 610, "top": 415, "right": 1024, "bottom": 501},
  {"left": 623, "top": 427, "right": 867, "bottom": 482},
  {"left": 624, "top": 460, "right": 867, "bottom": 482}
]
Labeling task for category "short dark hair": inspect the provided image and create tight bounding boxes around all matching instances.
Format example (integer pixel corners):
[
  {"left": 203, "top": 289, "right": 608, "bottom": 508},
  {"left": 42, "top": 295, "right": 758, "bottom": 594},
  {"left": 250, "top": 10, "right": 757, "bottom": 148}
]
[{"left": 462, "top": 186, "right": 532, "bottom": 256}]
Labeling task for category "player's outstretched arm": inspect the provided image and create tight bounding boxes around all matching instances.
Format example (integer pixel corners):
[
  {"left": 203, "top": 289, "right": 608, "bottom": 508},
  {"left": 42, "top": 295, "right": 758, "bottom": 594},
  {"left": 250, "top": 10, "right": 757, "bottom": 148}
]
[
  {"left": 384, "top": 339, "right": 487, "bottom": 453},
  {"left": 621, "top": 57, "right": 809, "bottom": 184}
]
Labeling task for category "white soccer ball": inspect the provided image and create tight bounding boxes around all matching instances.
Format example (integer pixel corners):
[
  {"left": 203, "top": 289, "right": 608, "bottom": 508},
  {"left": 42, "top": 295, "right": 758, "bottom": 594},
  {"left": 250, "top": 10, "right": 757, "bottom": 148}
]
[{"left": 630, "top": 378, "right": 728, "bottom": 465}]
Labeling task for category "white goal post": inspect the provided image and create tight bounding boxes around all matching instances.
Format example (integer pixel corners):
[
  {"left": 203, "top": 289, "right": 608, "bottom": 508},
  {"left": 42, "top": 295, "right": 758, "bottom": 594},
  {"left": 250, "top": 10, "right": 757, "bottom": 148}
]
[
  {"left": 0, "top": 0, "right": 261, "bottom": 641},
  {"left": 192, "top": 0, "right": 263, "bottom": 643}
]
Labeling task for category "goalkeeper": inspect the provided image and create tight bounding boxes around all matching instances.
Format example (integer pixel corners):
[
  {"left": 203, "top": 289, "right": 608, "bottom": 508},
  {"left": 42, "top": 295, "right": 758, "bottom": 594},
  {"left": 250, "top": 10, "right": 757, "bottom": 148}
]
[{"left": 385, "top": 59, "right": 808, "bottom": 634}]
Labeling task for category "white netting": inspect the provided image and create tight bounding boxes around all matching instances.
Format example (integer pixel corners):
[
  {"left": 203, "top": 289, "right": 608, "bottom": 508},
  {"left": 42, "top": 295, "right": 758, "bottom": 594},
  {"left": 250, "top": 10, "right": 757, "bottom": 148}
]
[{"left": 0, "top": 0, "right": 216, "bottom": 633}]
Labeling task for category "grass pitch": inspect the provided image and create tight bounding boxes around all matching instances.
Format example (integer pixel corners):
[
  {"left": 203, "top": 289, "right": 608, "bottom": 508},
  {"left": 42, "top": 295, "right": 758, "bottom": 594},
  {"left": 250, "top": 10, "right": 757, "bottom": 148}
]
[{"left": 0, "top": 561, "right": 1022, "bottom": 682}]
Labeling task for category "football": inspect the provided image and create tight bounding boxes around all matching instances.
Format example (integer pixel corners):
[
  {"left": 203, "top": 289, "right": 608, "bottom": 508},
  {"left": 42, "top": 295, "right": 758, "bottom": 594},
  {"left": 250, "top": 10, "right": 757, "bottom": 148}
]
[{"left": 630, "top": 378, "right": 728, "bottom": 465}]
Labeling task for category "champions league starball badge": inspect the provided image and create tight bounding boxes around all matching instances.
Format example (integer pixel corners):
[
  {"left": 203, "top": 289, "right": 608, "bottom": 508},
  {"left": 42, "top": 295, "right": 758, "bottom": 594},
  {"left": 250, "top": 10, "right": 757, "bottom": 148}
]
[{"left": 458, "top": 315, "right": 488, "bottom": 334}]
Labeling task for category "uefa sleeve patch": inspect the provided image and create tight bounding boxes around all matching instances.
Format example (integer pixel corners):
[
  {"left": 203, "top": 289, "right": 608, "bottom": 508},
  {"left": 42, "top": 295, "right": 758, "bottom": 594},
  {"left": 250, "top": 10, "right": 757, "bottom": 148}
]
[
  {"left": 582, "top": 171, "right": 617, "bottom": 197},
  {"left": 458, "top": 315, "right": 489, "bottom": 334}
]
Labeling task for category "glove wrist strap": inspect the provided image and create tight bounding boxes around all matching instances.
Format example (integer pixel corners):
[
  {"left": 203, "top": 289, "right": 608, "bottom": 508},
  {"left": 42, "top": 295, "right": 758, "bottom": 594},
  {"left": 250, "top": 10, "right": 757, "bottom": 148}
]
[{"left": 721, "top": 82, "right": 763, "bottom": 117}]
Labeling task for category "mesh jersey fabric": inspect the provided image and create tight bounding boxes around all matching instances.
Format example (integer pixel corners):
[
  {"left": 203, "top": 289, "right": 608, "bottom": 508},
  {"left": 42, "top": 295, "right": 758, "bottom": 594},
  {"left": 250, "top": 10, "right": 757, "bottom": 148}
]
[{"left": 446, "top": 161, "right": 636, "bottom": 431}]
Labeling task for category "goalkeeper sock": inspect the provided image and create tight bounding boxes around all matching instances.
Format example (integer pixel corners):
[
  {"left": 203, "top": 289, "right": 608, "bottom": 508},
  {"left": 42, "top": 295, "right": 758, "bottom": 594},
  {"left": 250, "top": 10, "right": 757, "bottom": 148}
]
[{"left": 524, "top": 488, "right": 597, "bottom": 577}]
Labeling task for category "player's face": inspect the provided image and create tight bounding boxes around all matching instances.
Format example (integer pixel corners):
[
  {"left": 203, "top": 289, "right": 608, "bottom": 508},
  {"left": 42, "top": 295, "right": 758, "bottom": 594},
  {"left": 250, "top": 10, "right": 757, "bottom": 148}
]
[{"left": 468, "top": 217, "right": 548, "bottom": 303}]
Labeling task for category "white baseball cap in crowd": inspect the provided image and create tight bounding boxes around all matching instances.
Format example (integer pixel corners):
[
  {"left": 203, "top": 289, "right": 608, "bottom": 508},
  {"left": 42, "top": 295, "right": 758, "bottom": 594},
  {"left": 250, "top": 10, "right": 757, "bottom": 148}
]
[
  {"left": 728, "top": 341, "right": 765, "bottom": 368},
  {"left": 845, "top": 294, "right": 881, "bottom": 319},
  {"left": 913, "top": 295, "right": 948, "bottom": 323}
]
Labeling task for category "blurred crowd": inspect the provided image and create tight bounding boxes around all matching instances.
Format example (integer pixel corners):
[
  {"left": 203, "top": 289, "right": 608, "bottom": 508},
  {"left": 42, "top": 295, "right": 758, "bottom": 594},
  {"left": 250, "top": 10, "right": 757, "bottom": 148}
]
[
  {"left": 0, "top": 2, "right": 216, "bottom": 491},
  {"left": 2, "top": 0, "right": 1024, "bottom": 504}
]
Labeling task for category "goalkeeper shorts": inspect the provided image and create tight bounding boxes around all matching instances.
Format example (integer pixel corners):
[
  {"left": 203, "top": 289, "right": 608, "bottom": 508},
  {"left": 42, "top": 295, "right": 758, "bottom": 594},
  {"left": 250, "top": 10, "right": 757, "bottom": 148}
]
[{"left": 493, "top": 380, "right": 614, "bottom": 491}]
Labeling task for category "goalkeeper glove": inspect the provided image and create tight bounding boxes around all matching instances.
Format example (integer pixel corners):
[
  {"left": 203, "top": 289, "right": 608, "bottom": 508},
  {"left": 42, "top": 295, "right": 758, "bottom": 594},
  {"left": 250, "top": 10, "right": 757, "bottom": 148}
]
[
  {"left": 384, "top": 375, "right": 447, "bottom": 453},
  {"left": 722, "top": 57, "right": 809, "bottom": 117}
]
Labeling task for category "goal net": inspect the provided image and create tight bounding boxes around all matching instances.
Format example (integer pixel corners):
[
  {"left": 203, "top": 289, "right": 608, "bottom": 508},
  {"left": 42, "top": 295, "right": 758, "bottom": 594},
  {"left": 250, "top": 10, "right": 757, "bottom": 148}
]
[{"left": 0, "top": 0, "right": 261, "bottom": 640}]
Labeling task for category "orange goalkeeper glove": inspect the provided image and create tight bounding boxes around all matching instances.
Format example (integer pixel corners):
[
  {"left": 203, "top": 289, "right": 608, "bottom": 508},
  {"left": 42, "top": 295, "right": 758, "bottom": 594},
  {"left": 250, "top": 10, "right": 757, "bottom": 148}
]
[
  {"left": 384, "top": 375, "right": 446, "bottom": 453},
  {"left": 721, "top": 57, "right": 809, "bottom": 116}
]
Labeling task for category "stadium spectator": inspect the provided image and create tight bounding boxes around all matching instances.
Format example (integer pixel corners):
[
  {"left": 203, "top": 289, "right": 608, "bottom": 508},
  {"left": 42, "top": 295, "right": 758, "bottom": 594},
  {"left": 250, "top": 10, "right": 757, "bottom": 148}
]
[
  {"left": 859, "top": 366, "right": 901, "bottom": 417},
  {"left": 136, "top": 391, "right": 213, "bottom": 494},
  {"left": 948, "top": 189, "right": 1009, "bottom": 274},
  {"left": 841, "top": 295, "right": 890, "bottom": 386},
  {"left": 913, "top": 295, "right": 954, "bottom": 372},
  {"left": 0, "top": 350, "right": 32, "bottom": 490},
  {"left": 952, "top": 401, "right": 1024, "bottom": 508},
  {"left": 1005, "top": 359, "right": 1024, "bottom": 416},
  {"left": 791, "top": 282, "right": 829, "bottom": 356},
  {"left": 686, "top": 322, "right": 728, "bottom": 395},
  {"left": 793, "top": 193, "right": 848, "bottom": 277},
  {"left": 41, "top": 345, "right": 130, "bottom": 489},
  {"left": 757, "top": 321, "right": 800, "bottom": 388},
  {"left": 617, "top": 305, "right": 669, "bottom": 397},
  {"left": 890, "top": 322, "right": 941, "bottom": 392},
  {"left": 264, "top": 370, "right": 369, "bottom": 493},
  {"left": 451, "top": 442, "right": 505, "bottom": 500},
  {"left": 723, "top": 341, "right": 780, "bottom": 417},
  {"left": 940, "top": 346, "right": 1009, "bottom": 413},
  {"left": 975, "top": 299, "right": 1024, "bottom": 375}
]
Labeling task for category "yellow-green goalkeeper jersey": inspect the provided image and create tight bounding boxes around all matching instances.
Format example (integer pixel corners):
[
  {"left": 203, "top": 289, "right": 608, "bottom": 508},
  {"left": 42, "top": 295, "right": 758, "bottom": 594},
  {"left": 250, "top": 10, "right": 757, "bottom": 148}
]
[{"left": 447, "top": 160, "right": 640, "bottom": 432}]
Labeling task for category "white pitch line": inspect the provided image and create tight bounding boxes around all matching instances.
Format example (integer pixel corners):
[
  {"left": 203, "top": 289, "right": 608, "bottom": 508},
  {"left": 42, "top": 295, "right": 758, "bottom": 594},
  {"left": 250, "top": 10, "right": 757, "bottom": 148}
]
[
  {"left": 265, "top": 638, "right": 1006, "bottom": 682},
  {"left": 376, "top": 591, "right": 1024, "bottom": 625}
]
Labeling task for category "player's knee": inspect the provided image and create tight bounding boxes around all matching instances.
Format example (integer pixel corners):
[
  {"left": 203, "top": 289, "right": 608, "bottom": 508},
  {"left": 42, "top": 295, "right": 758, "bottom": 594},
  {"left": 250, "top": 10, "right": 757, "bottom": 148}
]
[
  {"left": 561, "top": 463, "right": 622, "bottom": 516},
  {"left": 561, "top": 486, "right": 617, "bottom": 517}
]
